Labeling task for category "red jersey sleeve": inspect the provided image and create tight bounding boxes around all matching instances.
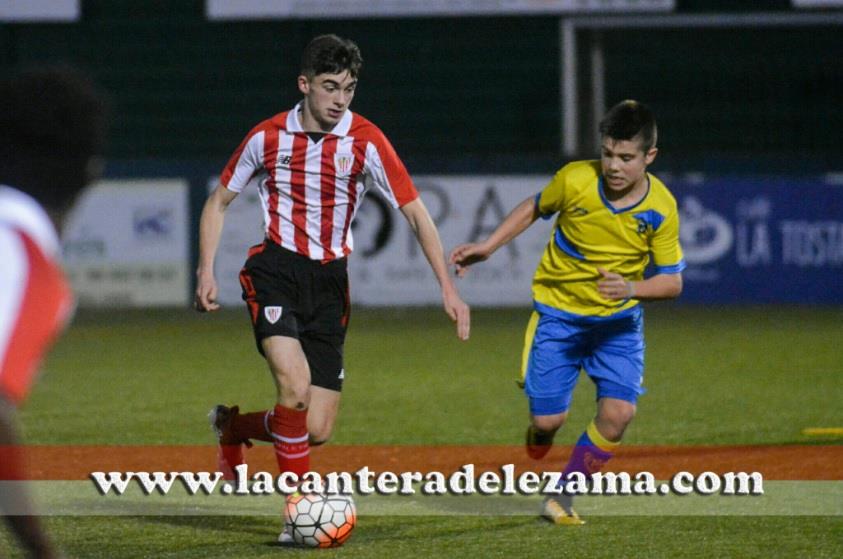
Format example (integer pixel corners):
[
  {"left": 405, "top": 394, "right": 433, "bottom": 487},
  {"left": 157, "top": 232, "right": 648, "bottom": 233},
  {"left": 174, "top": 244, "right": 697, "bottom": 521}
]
[
  {"left": 358, "top": 122, "right": 418, "bottom": 208},
  {"left": 0, "top": 228, "right": 73, "bottom": 405},
  {"left": 220, "top": 118, "right": 277, "bottom": 193}
]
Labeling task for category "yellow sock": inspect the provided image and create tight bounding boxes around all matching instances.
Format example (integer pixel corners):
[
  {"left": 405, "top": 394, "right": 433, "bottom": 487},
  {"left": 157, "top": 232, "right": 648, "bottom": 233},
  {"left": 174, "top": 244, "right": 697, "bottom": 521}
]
[{"left": 586, "top": 420, "right": 621, "bottom": 452}]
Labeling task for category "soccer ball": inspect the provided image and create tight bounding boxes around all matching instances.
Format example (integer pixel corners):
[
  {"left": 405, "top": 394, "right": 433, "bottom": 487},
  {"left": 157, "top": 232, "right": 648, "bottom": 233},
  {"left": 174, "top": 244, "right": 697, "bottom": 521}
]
[{"left": 284, "top": 493, "right": 357, "bottom": 548}]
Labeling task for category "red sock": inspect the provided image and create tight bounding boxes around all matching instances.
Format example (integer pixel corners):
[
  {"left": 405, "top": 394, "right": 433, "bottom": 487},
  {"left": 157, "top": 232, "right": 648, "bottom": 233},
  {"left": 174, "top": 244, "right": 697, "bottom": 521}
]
[
  {"left": 270, "top": 404, "right": 309, "bottom": 479},
  {"left": 232, "top": 410, "right": 274, "bottom": 443},
  {"left": 217, "top": 444, "right": 243, "bottom": 481},
  {"left": 217, "top": 409, "right": 273, "bottom": 481}
]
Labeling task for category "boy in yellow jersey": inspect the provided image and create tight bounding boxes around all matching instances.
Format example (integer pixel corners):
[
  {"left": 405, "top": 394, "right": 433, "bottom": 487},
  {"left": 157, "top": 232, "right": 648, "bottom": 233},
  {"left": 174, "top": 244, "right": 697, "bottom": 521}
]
[{"left": 450, "top": 100, "right": 684, "bottom": 524}]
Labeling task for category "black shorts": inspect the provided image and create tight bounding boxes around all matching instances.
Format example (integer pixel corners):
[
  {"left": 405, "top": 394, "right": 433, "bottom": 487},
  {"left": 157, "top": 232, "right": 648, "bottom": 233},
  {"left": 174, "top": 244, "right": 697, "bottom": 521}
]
[{"left": 238, "top": 241, "right": 350, "bottom": 392}]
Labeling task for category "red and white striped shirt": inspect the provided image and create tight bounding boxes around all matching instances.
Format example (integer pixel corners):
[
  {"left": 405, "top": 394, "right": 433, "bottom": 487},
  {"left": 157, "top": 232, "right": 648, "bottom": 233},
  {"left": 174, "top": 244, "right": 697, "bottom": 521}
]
[
  {"left": 220, "top": 103, "right": 419, "bottom": 262},
  {"left": 0, "top": 186, "right": 73, "bottom": 405}
]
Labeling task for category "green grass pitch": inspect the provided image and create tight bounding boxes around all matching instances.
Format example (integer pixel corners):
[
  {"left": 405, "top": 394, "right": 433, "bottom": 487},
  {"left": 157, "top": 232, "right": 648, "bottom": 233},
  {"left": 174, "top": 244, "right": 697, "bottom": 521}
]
[{"left": 2, "top": 305, "right": 841, "bottom": 558}]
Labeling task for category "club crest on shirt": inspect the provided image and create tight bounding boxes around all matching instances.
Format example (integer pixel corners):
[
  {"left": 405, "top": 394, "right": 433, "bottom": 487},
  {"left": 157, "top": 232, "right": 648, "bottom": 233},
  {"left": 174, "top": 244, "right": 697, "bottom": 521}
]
[
  {"left": 334, "top": 154, "right": 355, "bottom": 177},
  {"left": 264, "top": 306, "right": 283, "bottom": 324}
]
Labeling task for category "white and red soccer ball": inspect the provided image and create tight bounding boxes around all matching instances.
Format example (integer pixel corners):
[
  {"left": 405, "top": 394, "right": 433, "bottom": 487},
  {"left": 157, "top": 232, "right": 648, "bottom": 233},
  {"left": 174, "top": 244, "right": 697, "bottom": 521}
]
[{"left": 284, "top": 493, "right": 357, "bottom": 548}]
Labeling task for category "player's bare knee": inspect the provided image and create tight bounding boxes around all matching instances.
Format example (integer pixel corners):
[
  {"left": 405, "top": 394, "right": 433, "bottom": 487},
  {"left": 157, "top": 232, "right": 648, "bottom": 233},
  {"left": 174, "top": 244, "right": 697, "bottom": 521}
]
[
  {"left": 596, "top": 405, "right": 635, "bottom": 441},
  {"left": 617, "top": 405, "right": 636, "bottom": 428},
  {"left": 271, "top": 366, "right": 309, "bottom": 400}
]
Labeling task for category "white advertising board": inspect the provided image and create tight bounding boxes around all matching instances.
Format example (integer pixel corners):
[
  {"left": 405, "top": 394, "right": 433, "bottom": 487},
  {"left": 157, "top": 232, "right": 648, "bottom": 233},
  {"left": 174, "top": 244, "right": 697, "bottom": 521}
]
[
  {"left": 212, "top": 175, "right": 554, "bottom": 307},
  {"left": 0, "top": 0, "right": 79, "bottom": 21},
  {"left": 792, "top": 1, "right": 843, "bottom": 6},
  {"left": 62, "top": 179, "right": 190, "bottom": 307},
  {"left": 207, "top": 0, "right": 674, "bottom": 19}
]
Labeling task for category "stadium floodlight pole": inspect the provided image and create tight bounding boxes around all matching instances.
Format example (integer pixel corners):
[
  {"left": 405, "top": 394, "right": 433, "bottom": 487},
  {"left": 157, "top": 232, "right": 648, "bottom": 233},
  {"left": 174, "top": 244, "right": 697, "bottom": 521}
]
[
  {"left": 589, "top": 31, "right": 605, "bottom": 155},
  {"left": 560, "top": 17, "right": 577, "bottom": 157},
  {"left": 567, "top": 10, "right": 843, "bottom": 158}
]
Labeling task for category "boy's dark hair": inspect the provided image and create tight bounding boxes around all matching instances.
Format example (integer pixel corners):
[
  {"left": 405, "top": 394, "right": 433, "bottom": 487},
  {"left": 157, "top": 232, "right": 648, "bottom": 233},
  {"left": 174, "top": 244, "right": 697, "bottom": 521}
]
[
  {"left": 0, "top": 66, "right": 108, "bottom": 211},
  {"left": 301, "top": 34, "right": 363, "bottom": 79},
  {"left": 599, "top": 100, "right": 657, "bottom": 152}
]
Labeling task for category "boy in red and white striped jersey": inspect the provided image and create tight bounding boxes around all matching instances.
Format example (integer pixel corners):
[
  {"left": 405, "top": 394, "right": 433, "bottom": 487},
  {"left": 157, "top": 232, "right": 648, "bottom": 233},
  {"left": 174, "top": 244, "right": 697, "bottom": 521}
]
[
  {"left": 0, "top": 67, "right": 107, "bottom": 559},
  {"left": 194, "top": 35, "right": 470, "bottom": 541}
]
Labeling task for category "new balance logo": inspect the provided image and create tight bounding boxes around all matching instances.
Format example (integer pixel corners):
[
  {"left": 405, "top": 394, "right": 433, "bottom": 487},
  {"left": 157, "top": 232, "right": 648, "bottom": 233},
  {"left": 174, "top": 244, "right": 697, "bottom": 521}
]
[
  {"left": 279, "top": 155, "right": 292, "bottom": 166},
  {"left": 264, "top": 306, "right": 283, "bottom": 324}
]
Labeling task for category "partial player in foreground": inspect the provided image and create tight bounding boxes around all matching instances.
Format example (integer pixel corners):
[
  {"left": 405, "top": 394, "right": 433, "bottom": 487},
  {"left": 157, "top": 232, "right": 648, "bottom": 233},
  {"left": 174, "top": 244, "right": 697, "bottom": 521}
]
[
  {"left": 195, "top": 34, "right": 470, "bottom": 544},
  {"left": 450, "top": 101, "right": 684, "bottom": 524},
  {"left": 0, "top": 68, "right": 107, "bottom": 558}
]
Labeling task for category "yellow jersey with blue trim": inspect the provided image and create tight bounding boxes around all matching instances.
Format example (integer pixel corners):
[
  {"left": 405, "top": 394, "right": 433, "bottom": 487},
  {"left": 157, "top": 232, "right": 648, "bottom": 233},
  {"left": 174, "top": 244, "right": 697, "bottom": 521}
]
[{"left": 533, "top": 160, "right": 685, "bottom": 318}]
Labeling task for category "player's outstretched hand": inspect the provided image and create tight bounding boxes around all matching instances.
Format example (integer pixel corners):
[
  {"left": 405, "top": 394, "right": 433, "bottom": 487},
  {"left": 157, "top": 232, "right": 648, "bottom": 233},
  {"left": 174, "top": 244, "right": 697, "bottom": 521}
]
[
  {"left": 194, "top": 272, "right": 220, "bottom": 312},
  {"left": 597, "top": 267, "right": 634, "bottom": 301},
  {"left": 449, "top": 243, "right": 491, "bottom": 278},
  {"left": 442, "top": 287, "right": 470, "bottom": 341}
]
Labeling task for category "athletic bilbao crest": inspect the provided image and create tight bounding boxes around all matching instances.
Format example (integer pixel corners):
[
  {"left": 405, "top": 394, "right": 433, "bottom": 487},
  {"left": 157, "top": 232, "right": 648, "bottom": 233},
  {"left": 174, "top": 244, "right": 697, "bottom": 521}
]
[
  {"left": 264, "top": 306, "right": 283, "bottom": 324},
  {"left": 334, "top": 153, "right": 355, "bottom": 177}
]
